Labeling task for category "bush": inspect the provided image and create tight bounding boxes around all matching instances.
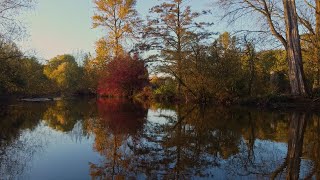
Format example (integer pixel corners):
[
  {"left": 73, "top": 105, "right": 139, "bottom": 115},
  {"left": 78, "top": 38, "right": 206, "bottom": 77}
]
[
  {"left": 153, "top": 80, "right": 176, "bottom": 101},
  {"left": 98, "top": 55, "right": 149, "bottom": 97}
]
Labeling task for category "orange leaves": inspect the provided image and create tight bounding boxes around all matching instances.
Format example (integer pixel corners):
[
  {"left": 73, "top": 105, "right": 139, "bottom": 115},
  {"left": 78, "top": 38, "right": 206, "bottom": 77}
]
[{"left": 92, "top": 0, "right": 141, "bottom": 57}]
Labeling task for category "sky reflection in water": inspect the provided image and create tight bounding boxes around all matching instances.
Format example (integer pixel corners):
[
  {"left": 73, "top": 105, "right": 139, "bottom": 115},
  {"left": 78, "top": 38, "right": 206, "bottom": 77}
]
[{"left": 0, "top": 99, "right": 319, "bottom": 179}]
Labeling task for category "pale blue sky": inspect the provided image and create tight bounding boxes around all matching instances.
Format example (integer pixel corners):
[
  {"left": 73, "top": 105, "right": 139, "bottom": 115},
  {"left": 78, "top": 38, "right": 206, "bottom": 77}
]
[{"left": 19, "top": 0, "right": 222, "bottom": 61}]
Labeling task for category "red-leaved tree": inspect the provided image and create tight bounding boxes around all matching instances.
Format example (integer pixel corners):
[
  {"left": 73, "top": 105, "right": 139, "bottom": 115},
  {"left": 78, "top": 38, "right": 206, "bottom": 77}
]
[{"left": 97, "top": 55, "right": 149, "bottom": 97}]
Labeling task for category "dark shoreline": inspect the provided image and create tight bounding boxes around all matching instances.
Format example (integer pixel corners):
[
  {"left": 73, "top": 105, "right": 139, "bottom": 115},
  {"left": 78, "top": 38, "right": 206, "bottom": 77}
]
[
  {"left": 236, "top": 95, "right": 320, "bottom": 111},
  {"left": 1, "top": 94, "right": 320, "bottom": 112}
]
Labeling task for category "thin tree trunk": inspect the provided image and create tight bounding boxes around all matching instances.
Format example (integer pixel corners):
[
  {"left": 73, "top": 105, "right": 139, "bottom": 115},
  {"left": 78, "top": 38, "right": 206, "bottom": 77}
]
[
  {"left": 245, "top": 42, "right": 255, "bottom": 96},
  {"left": 283, "top": 0, "right": 309, "bottom": 96},
  {"left": 175, "top": 105, "right": 182, "bottom": 179},
  {"left": 177, "top": 2, "right": 183, "bottom": 99},
  {"left": 248, "top": 57, "right": 255, "bottom": 96},
  {"left": 316, "top": 0, "right": 320, "bottom": 40}
]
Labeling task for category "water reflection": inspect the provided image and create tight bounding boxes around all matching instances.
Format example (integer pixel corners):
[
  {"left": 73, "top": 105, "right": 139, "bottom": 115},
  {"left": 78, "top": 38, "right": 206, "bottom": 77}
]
[
  {"left": 42, "top": 100, "right": 97, "bottom": 134},
  {"left": 0, "top": 103, "right": 46, "bottom": 179},
  {"left": 88, "top": 98, "right": 147, "bottom": 179},
  {"left": 0, "top": 100, "right": 319, "bottom": 179}
]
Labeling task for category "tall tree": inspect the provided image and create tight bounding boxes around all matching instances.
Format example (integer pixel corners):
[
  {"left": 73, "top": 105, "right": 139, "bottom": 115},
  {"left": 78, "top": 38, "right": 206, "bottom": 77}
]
[
  {"left": 291, "top": 0, "right": 320, "bottom": 90},
  {"left": 146, "top": 0, "right": 211, "bottom": 98},
  {"left": 283, "top": 0, "right": 308, "bottom": 95},
  {"left": 303, "top": 0, "right": 320, "bottom": 89},
  {"left": 243, "top": 38, "right": 257, "bottom": 96},
  {"left": 92, "top": 0, "right": 142, "bottom": 57},
  {"left": 313, "top": 0, "right": 320, "bottom": 88},
  {"left": 217, "top": 0, "right": 309, "bottom": 96}
]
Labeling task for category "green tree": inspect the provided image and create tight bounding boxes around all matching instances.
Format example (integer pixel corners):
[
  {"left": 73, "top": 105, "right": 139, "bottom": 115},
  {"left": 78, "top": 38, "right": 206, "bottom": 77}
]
[
  {"left": 207, "top": 32, "right": 245, "bottom": 101},
  {"left": 217, "top": 0, "right": 309, "bottom": 96},
  {"left": 0, "top": 40, "right": 23, "bottom": 94},
  {"left": 18, "top": 57, "right": 52, "bottom": 95},
  {"left": 0, "top": 39, "right": 50, "bottom": 96},
  {"left": 44, "top": 55, "right": 81, "bottom": 94}
]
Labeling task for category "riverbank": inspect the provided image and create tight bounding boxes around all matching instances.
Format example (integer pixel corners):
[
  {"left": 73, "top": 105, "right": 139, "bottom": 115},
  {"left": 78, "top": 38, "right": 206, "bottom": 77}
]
[
  {"left": 2, "top": 94, "right": 320, "bottom": 111},
  {"left": 237, "top": 95, "right": 320, "bottom": 111},
  {"left": 0, "top": 93, "right": 95, "bottom": 103}
]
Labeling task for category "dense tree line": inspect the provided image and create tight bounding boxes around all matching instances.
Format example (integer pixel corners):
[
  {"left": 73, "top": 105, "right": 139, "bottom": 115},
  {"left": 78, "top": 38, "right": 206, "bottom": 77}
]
[
  {"left": 0, "top": 45, "right": 95, "bottom": 97},
  {"left": 88, "top": 0, "right": 320, "bottom": 102},
  {"left": 2, "top": 0, "right": 320, "bottom": 103}
]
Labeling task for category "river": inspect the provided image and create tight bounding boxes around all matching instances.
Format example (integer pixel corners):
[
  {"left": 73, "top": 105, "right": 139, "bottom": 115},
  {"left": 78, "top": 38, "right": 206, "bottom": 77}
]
[{"left": 0, "top": 98, "right": 319, "bottom": 179}]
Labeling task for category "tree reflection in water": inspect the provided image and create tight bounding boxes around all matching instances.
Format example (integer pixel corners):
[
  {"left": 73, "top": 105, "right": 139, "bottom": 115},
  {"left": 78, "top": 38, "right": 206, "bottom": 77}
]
[
  {"left": 86, "top": 102, "right": 320, "bottom": 179},
  {"left": 0, "top": 100, "right": 96, "bottom": 179},
  {"left": 286, "top": 113, "right": 307, "bottom": 179},
  {"left": 87, "top": 98, "right": 147, "bottom": 179},
  {"left": 0, "top": 103, "right": 47, "bottom": 179},
  {"left": 1, "top": 100, "right": 320, "bottom": 179},
  {"left": 304, "top": 114, "right": 320, "bottom": 179}
]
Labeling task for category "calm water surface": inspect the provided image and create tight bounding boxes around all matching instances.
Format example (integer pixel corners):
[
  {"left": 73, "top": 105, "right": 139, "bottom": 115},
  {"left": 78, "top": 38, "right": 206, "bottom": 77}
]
[{"left": 0, "top": 98, "right": 319, "bottom": 179}]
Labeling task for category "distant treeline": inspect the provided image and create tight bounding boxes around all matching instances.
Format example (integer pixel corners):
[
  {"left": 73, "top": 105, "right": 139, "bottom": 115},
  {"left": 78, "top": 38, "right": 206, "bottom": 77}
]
[{"left": 0, "top": 41, "right": 95, "bottom": 97}]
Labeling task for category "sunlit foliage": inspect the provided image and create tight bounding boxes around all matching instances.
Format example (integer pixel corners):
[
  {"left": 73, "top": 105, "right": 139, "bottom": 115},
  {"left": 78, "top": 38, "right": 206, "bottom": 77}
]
[
  {"left": 146, "top": 0, "right": 212, "bottom": 98},
  {"left": 44, "top": 55, "right": 82, "bottom": 94},
  {"left": 92, "top": 0, "right": 142, "bottom": 57}
]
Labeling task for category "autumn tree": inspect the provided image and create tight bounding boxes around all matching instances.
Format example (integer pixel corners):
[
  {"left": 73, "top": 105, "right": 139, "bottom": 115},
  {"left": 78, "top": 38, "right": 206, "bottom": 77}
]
[
  {"left": 44, "top": 55, "right": 82, "bottom": 94},
  {"left": 93, "top": 38, "right": 112, "bottom": 68},
  {"left": 81, "top": 54, "right": 99, "bottom": 94},
  {"left": 98, "top": 55, "right": 149, "bottom": 97},
  {"left": 146, "top": 0, "right": 212, "bottom": 99},
  {"left": 283, "top": 0, "right": 308, "bottom": 96},
  {"left": 297, "top": 0, "right": 320, "bottom": 90},
  {"left": 206, "top": 32, "right": 245, "bottom": 101},
  {"left": 243, "top": 38, "right": 256, "bottom": 96},
  {"left": 217, "top": 0, "right": 309, "bottom": 96},
  {"left": 0, "top": 40, "right": 22, "bottom": 94},
  {"left": 0, "top": 39, "right": 52, "bottom": 96},
  {"left": 92, "top": 0, "right": 142, "bottom": 57}
]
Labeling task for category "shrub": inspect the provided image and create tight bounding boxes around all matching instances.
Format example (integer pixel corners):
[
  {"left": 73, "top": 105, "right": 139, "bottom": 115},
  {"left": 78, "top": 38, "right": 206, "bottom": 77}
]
[{"left": 97, "top": 55, "right": 149, "bottom": 97}]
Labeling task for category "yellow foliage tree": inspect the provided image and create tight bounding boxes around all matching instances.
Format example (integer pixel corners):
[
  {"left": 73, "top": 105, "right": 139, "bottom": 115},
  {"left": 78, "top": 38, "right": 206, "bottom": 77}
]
[
  {"left": 92, "top": 0, "right": 142, "bottom": 57},
  {"left": 43, "top": 55, "right": 81, "bottom": 94}
]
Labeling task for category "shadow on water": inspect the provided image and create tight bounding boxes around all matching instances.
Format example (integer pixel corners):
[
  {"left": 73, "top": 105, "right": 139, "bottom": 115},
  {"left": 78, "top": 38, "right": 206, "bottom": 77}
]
[{"left": 0, "top": 99, "right": 320, "bottom": 179}]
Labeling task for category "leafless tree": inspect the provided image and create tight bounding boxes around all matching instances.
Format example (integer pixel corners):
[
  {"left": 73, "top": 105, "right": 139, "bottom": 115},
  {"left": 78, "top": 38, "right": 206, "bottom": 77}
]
[{"left": 0, "top": 0, "right": 34, "bottom": 40}]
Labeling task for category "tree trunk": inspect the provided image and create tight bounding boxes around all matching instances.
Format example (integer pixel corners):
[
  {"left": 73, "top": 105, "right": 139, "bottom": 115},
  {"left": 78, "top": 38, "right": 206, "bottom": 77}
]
[
  {"left": 177, "top": 2, "right": 183, "bottom": 100},
  {"left": 283, "top": 0, "right": 309, "bottom": 96},
  {"left": 317, "top": 0, "right": 320, "bottom": 50},
  {"left": 314, "top": 0, "right": 320, "bottom": 90},
  {"left": 245, "top": 42, "right": 255, "bottom": 96}
]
